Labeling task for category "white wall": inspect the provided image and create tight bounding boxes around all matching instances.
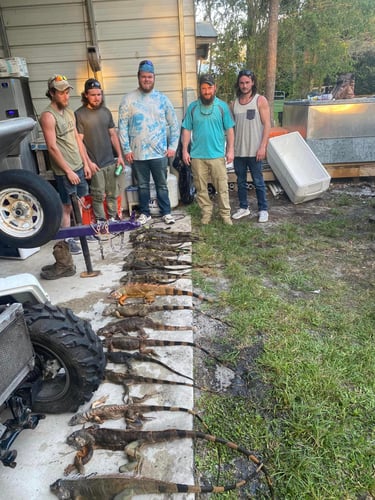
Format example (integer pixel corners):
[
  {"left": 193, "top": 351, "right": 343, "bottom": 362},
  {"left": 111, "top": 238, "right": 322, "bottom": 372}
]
[{"left": 0, "top": 0, "right": 198, "bottom": 127}]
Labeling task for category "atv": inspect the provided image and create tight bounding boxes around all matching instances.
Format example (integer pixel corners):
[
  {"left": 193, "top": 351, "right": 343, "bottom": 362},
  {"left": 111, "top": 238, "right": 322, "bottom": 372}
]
[
  {"left": 0, "top": 273, "right": 105, "bottom": 467},
  {"left": 0, "top": 118, "right": 105, "bottom": 467}
]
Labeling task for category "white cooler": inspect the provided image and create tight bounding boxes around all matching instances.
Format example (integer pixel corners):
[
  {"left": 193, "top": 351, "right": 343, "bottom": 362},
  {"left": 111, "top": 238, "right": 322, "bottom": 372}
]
[{"left": 267, "top": 131, "right": 331, "bottom": 204}]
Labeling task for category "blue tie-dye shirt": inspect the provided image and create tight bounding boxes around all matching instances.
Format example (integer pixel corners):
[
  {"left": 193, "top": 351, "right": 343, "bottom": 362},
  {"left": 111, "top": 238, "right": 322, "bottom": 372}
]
[{"left": 118, "top": 88, "right": 179, "bottom": 160}]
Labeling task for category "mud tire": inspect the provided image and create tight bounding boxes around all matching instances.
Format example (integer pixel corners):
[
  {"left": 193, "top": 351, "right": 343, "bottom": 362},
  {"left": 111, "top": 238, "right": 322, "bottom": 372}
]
[
  {"left": 23, "top": 303, "right": 105, "bottom": 413},
  {"left": 0, "top": 169, "right": 62, "bottom": 248}
]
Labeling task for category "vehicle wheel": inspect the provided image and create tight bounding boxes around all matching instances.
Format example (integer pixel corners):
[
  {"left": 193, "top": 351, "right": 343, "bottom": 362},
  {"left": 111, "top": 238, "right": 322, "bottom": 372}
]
[
  {"left": 23, "top": 303, "right": 105, "bottom": 414},
  {"left": 0, "top": 169, "right": 62, "bottom": 248}
]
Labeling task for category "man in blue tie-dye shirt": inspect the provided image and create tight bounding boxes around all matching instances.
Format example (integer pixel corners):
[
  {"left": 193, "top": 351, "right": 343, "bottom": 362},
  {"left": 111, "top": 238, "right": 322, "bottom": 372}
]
[{"left": 118, "top": 60, "right": 179, "bottom": 225}]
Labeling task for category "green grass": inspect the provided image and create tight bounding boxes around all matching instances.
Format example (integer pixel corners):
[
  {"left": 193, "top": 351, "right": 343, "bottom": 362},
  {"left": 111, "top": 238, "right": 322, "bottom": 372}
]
[{"left": 188, "top": 195, "right": 375, "bottom": 499}]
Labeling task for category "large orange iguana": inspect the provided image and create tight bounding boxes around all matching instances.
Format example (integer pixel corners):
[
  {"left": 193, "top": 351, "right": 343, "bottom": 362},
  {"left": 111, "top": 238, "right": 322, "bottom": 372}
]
[{"left": 111, "top": 283, "right": 213, "bottom": 305}]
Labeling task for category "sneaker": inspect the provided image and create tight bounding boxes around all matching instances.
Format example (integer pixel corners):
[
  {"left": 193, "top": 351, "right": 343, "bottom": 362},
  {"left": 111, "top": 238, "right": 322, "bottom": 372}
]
[
  {"left": 258, "top": 210, "right": 269, "bottom": 223},
  {"left": 163, "top": 214, "right": 175, "bottom": 225},
  {"left": 232, "top": 208, "right": 250, "bottom": 219},
  {"left": 66, "top": 238, "right": 82, "bottom": 255},
  {"left": 138, "top": 213, "right": 152, "bottom": 225}
]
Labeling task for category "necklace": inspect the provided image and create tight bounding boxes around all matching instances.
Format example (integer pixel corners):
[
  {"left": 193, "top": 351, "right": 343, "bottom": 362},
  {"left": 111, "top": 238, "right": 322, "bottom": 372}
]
[{"left": 199, "top": 102, "right": 214, "bottom": 116}]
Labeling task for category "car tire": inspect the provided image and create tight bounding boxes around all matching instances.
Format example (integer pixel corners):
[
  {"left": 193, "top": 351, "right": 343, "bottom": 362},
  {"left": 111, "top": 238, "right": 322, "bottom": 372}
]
[{"left": 0, "top": 169, "right": 62, "bottom": 248}]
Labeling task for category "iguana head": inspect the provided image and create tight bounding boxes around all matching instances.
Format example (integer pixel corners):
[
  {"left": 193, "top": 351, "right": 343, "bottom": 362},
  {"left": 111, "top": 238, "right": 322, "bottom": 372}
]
[
  {"left": 68, "top": 412, "right": 87, "bottom": 426},
  {"left": 66, "top": 428, "right": 95, "bottom": 449}
]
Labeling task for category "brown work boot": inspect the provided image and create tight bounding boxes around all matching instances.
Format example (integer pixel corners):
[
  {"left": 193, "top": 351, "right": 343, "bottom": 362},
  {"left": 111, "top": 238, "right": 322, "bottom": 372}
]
[
  {"left": 222, "top": 217, "right": 233, "bottom": 226},
  {"left": 40, "top": 241, "right": 76, "bottom": 280}
]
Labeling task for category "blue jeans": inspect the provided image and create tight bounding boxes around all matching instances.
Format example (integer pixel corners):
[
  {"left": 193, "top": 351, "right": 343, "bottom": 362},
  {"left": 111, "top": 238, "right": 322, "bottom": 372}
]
[
  {"left": 133, "top": 158, "right": 171, "bottom": 216},
  {"left": 234, "top": 157, "right": 268, "bottom": 211}
]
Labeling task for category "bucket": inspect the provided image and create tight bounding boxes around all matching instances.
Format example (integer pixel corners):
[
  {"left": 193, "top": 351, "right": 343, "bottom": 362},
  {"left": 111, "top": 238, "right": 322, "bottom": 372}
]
[
  {"left": 125, "top": 170, "right": 179, "bottom": 215},
  {"left": 120, "top": 165, "right": 133, "bottom": 211},
  {"left": 149, "top": 170, "right": 179, "bottom": 215}
]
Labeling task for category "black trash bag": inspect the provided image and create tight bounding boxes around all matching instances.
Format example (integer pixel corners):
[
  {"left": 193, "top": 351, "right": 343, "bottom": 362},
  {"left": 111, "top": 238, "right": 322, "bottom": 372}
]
[{"left": 173, "top": 135, "right": 196, "bottom": 205}]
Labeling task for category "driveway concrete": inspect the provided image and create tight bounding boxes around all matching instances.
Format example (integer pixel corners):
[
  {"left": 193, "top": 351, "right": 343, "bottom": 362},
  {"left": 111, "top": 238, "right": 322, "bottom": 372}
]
[{"left": 0, "top": 211, "right": 196, "bottom": 499}]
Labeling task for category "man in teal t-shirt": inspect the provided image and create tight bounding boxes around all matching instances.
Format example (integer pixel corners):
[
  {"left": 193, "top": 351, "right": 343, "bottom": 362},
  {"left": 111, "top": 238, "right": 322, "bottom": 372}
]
[{"left": 181, "top": 74, "right": 234, "bottom": 225}]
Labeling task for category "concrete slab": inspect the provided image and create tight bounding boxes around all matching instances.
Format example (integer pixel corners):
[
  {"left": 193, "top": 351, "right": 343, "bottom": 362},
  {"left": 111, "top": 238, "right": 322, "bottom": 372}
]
[{"left": 0, "top": 211, "right": 196, "bottom": 499}]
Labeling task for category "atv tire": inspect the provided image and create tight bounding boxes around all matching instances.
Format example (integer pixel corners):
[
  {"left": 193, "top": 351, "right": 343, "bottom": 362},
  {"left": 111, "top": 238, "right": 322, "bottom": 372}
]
[
  {"left": 23, "top": 303, "right": 105, "bottom": 414},
  {"left": 0, "top": 169, "right": 62, "bottom": 248}
]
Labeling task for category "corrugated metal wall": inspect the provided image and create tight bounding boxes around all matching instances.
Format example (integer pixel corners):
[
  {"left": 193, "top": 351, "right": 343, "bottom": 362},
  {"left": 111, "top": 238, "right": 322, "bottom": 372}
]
[{"left": 0, "top": 0, "right": 198, "bottom": 125}]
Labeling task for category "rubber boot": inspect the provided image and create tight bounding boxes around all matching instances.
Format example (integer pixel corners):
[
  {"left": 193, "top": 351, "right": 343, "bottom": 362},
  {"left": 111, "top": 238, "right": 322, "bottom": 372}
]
[{"left": 40, "top": 241, "right": 76, "bottom": 280}]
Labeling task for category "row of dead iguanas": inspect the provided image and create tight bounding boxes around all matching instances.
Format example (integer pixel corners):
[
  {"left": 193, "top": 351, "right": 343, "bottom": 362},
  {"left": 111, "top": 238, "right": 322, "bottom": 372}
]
[{"left": 50, "top": 227, "right": 274, "bottom": 499}]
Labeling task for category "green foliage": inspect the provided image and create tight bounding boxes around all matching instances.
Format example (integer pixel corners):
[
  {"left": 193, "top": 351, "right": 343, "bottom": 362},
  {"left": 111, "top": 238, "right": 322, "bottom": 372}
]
[{"left": 196, "top": 0, "right": 375, "bottom": 99}]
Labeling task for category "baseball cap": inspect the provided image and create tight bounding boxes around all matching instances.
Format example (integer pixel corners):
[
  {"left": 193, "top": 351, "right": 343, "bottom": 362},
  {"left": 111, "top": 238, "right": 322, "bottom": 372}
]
[
  {"left": 138, "top": 60, "right": 154, "bottom": 74},
  {"left": 84, "top": 78, "right": 102, "bottom": 92},
  {"left": 48, "top": 75, "right": 73, "bottom": 91},
  {"left": 199, "top": 74, "right": 215, "bottom": 86}
]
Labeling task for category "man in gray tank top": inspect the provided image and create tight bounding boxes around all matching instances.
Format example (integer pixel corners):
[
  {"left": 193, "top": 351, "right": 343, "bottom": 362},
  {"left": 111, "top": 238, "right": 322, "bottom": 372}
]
[
  {"left": 40, "top": 75, "right": 92, "bottom": 256},
  {"left": 231, "top": 70, "right": 270, "bottom": 223}
]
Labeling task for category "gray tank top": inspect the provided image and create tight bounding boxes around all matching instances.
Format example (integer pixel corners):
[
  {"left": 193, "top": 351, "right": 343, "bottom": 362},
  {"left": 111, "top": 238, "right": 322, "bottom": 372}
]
[
  {"left": 233, "top": 94, "right": 263, "bottom": 157},
  {"left": 43, "top": 105, "right": 82, "bottom": 175}
]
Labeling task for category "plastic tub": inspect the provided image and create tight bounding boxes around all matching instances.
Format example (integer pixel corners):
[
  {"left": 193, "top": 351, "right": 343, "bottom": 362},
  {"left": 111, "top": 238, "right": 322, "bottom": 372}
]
[{"left": 267, "top": 131, "right": 331, "bottom": 204}]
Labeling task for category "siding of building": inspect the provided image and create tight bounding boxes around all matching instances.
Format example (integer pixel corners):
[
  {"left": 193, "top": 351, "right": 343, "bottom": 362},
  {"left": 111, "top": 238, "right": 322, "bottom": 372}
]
[{"left": 0, "top": 0, "right": 198, "bottom": 124}]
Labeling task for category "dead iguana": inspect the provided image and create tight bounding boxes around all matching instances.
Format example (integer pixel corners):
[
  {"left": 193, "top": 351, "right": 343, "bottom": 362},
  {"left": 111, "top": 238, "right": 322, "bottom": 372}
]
[
  {"left": 51, "top": 473, "right": 271, "bottom": 499},
  {"left": 105, "top": 350, "right": 193, "bottom": 381},
  {"left": 129, "top": 226, "right": 199, "bottom": 244},
  {"left": 98, "top": 316, "right": 190, "bottom": 336},
  {"left": 62, "top": 426, "right": 274, "bottom": 497},
  {"left": 131, "top": 239, "right": 191, "bottom": 252},
  {"left": 125, "top": 248, "right": 191, "bottom": 261},
  {"left": 102, "top": 303, "right": 193, "bottom": 318},
  {"left": 68, "top": 404, "right": 202, "bottom": 427},
  {"left": 119, "top": 269, "right": 191, "bottom": 285},
  {"left": 122, "top": 253, "right": 192, "bottom": 271},
  {"left": 104, "top": 369, "right": 215, "bottom": 395},
  {"left": 110, "top": 283, "right": 213, "bottom": 305},
  {"left": 104, "top": 335, "right": 226, "bottom": 365}
]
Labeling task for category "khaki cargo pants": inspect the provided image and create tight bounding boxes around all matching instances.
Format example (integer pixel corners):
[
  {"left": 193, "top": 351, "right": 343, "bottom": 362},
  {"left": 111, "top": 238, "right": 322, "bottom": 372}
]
[{"left": 191, "top": 157, "right": 231, "bottom": 223}]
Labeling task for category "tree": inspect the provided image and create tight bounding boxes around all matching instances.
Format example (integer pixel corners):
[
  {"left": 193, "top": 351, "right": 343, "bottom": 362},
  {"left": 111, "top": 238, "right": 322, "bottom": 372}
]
[
  {"left": 265, "top": 0, "right": 280, "bottom": 122},
  {"left": 196, "top": 0, "right": 375, "bottom": 101}
]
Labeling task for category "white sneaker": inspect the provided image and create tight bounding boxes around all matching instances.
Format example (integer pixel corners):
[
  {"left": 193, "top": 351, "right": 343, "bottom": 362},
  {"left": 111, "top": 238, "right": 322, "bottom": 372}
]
[
  {"left": 232, "top": 208, "right": 250, "bottom": 219},
  {"left": 138, "top": 213, "right": 152, "bottom": 225},
  {"left": 163, "top": 214, "right": 175, "bottom": 224},
  {"left": 258, "top": 210, "right": 269, "bottom": 223}
]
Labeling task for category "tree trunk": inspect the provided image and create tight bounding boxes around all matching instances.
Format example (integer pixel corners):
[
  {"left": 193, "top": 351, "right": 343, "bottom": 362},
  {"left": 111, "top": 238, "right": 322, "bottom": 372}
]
[{"left": 265, "top": 0, "right": 280, "bottom": 125}]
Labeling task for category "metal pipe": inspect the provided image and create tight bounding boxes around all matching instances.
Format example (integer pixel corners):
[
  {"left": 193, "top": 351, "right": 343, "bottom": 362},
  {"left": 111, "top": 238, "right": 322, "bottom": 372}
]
[
  {"left": 85, "top": 0, "right": 98, "bottom": 46},
  {"left": 70, "top": 194, "right": 99, "bottom": 277}
]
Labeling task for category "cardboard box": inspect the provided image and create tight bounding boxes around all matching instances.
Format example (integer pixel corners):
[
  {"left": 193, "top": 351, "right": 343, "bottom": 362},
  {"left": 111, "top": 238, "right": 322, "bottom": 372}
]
[
  {"left": 0, "top": 57, "right": 29, "bottom": 78},
  {"left": 0, "top": 58, "right": 9, "bottom": 76}
]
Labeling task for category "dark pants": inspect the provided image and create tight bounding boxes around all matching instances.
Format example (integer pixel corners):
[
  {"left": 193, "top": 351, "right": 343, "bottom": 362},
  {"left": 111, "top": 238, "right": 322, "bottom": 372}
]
[
  {"left": 133, "top": 158, "right": 171, "bottom": 216},
  {"left": 234, "top": 157, "right": 268, "bottom": 211}
]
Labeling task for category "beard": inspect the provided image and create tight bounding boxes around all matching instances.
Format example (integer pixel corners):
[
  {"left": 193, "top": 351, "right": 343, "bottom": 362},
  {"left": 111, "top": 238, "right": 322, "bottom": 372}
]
[
  {"left": 55, "top": 101, "right": 67, "bottom": 111},
  {"left": 200, "top": 95, "right": 215, "bottom": 105},
  {"left": 139, "top": 81, "right": 155, "bottom": 94},
  {"left": 89, "top": 101, "right": 103, "bottom": 110}
]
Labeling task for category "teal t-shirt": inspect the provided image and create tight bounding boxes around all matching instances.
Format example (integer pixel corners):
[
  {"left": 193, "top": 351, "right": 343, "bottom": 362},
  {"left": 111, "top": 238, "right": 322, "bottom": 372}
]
[{"left": 181, "top": 97, "right": 234, "bottom": 159}]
